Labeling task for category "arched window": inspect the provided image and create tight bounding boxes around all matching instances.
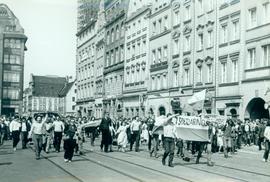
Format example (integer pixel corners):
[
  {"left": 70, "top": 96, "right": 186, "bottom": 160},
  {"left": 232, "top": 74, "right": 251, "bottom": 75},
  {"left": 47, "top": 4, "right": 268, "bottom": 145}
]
[
  {"left": 121, "top": 22, "right": 124, "bottom": 37},
  {"left": 116, "top": 25, "right": 119, "bottom": 40},
  {"left": 111, "top": 28, "right": 114, "bottom": 42}
]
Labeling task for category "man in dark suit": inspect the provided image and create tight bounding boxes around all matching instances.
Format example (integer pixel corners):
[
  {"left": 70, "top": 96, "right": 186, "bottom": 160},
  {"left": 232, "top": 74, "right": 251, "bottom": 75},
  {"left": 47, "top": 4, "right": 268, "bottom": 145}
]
[
  {"left": 99, "top": 112, "right": 112, "bottom": 152},
  {"left": 21, "top": 117, "right": 31, "bottom": 149}
]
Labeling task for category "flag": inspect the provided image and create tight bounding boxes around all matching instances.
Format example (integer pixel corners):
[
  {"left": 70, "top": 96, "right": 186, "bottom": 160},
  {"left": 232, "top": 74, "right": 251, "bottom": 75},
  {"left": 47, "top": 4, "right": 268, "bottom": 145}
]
[{"left": 188, "top": 89, "right": 206, "bottom": 105}]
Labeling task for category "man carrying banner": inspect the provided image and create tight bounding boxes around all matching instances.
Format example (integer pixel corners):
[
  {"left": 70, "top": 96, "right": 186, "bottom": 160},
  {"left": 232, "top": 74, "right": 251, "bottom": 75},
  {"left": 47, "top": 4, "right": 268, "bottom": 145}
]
[{"left": 162, "top": 113, "right": 179, "bottom": 167}]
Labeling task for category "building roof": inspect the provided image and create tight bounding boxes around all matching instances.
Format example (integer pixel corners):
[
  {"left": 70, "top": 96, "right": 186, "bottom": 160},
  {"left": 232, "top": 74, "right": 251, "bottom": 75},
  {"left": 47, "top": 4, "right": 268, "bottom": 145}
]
[
  {"left": 58, "top": 81, "right": 75, "bottom": 97},
  {"left": 31, "top": 75, "right": 67, "bottom": 97}
]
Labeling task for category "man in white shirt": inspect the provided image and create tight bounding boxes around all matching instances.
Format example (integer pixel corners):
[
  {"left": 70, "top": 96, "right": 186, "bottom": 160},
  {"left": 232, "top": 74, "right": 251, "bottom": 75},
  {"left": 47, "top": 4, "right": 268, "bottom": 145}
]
[
  {"left": 29, "top": 113, "right": 48, "bottom": 160},
  {"left": 52, "top": 116, "right": 65, "bottom": 152},
  {"left": 162, "top": 113, "right": 178, "bottom": 167},
  {"left": 9, "top": 116, "right": 21, "bottom": 151},
  {"left": 130, "top": 116, "right": 141, "bottom": 152}
]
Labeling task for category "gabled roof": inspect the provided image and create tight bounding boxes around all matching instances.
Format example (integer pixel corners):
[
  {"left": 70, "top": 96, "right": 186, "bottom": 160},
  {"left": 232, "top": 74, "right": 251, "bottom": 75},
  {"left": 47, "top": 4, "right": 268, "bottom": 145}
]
[
  {"left": 31, "top": 75, "right": 67, "bottom": 97},
  {"left": 58, "top": 81, "right": 75, "bottom": 97}
]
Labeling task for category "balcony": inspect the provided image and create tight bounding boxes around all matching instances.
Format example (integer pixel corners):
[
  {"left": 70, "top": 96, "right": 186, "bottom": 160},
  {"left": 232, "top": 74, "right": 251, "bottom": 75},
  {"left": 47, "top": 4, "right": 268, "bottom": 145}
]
[{"left": 150, "top": 61, "right": 168, "bottom": 72}]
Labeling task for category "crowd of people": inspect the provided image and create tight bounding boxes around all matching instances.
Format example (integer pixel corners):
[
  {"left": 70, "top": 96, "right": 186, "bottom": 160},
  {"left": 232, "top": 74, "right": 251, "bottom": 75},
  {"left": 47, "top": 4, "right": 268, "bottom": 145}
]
[{"left": 0, "top": 112, "right": 270, "bottom": 167}]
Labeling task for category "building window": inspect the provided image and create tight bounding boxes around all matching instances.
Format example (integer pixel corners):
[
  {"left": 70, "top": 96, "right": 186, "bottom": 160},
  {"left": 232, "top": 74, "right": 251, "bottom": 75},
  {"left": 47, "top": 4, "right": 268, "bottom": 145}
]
[
  {"left": 107, "top": 31, "right": 110, "bottom": 44},
  {"left": 221, "top": 62, "right": 227, "bottom": 83},
  {"left": 184, "top": 36, "right": 191, "bottom": 51},
  {"left": 263, "top": 3, "right": 270, "bottom": 24},
  {"left": 151, "top": 76, "right": 155, "bottom": 90},
  {"left": 248, "top": 48, "right": 256, "bottom": 69},
  {"left": 158, "top": 19, "right": 162, "bottom": 33},
  {"left": 173, "top": 11, "right": 180, "bottom": 26},
  {"left": 207, "top": 64, "right": 212, "bottom": 83},
  {"left": 185, "top": 5, "right": 191, "bottom": 21},
  {"left": 198, "top": 0, "right": 203, "bottom": 15},
  {"left": 152, "top": 21, "right": 157, "bottom": 35},
  {"left": 198, "top": 33, "right": 203, "bottom": 50},
  {"left": 111, "top": 29, "right": 114, "bottom": 42},
  {"left": 163, "top": 74, "right": 167, "bottom": 89},
  {"left": 249, "top": 8, "right": 257, "bottom": 28},
  {"left": 116, "top": 25, "right": 119, "bottom": 40},
  {"left": 157, "top": 48, "right": 162, "bottom": 62},
  {"left": 173, "top": 39, "right": 179, "bottom": 55},
  {"left": 152, "top": 50, "right": 156, "bottom": 64},
  {"left": 164, "top": 16, "right": 168, "bottom": 30},
  {"left": 232, "top": 60, "right": 238, "bottom": 82},
  {"left": 220, "top": 24, "right": 228, "bottom": 44},
  {"left": 262, "top": 44, "right": 270, "bottom": 66},
  {"left": 173, "top": 71, "right": 178, "bottom": 87},
  {"left": 163, "top": 46, "right": 168, "bottom": 61},
  {"left": 111, "top": 50, "right": 114, "bottom": 65},
  {"left": 184, "top": 69, "right": 190, "bottom": 85},
  {"left": 106, "top": 53, "right": 109, "bottom": 66},
  {"left": 121, "top": 22, "right": 125, "bottom": 37},
  {"left": 197, "top": 66, "right": 203, "bottom": 83},
  {"left": 157, "top": 76, "right": 161, "bottom": 90},
  {"left": 4, "top": 39, "right": 9, "bottom": 48},
  {"left": 208, "top": 0, "right": 214, "bottom": 11},
  {"left": 115, "top": 48, "right": 119, "bottom": 63},
  {"left": 231, "top": 20, "right": 240, "bottom": 41},
  {"left": 120, "top": 45, "right": 124, "bottom": 61},
  {"left": 207, "top": 30, "right": 213, "bottom": 47},
  {"left": 3, "top": 71, "right": 20, "bottom": 82},
  {"left": 3, "top": 88, "right": 19, "bottom": 100}
]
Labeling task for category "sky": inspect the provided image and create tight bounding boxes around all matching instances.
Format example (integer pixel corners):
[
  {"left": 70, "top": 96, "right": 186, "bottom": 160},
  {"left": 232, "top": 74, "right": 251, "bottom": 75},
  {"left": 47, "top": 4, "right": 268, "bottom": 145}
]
[{"left": 1, "top": 0, "right": 77, "bottom": 87}]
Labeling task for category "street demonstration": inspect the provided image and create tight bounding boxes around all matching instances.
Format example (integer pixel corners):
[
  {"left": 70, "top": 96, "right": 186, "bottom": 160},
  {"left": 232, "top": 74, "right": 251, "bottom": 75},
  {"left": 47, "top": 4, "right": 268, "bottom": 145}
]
[{"left": 1, "top": 90, "right": 269, "bottom": 169}]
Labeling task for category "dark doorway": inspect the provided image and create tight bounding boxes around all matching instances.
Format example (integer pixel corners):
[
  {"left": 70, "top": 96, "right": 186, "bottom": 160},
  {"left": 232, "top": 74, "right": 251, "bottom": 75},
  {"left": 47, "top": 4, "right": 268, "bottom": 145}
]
[{"left": 245, "top": 97, "right": 270, "bottom": 120}]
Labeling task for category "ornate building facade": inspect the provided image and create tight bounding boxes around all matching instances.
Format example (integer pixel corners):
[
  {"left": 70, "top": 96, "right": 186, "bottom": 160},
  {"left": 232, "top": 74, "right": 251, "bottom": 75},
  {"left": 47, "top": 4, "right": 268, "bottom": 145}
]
[
  {"left": 75, "top": 0, "right": 270, "bottom": 120},
  {"left": 103, "top": 0, "right": 128, "bottom": 118},
  {"left": 123, "top": 0, "right": 151, "bottom": 118},
  {"left": 0, "top": 4, "right": 27, "bottom": 116}
]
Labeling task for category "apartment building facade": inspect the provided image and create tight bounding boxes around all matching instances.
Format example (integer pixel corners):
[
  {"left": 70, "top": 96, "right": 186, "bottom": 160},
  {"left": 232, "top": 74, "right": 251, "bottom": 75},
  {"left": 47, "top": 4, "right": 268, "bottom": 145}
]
[
  {"left": 0, "top": 4, "right": 27, "bottom": 116},
  {"left": 76, "top": 20, "right": 97, "bottom": 117},
  {"left": 75, "top": 0, "right": 270, "bottom": 120},
  {"left": 123, "top": 0, "right": 151, "bottom": 118},
  {"left": 103, "top": 0, "right": 128, "bottom": 118}
]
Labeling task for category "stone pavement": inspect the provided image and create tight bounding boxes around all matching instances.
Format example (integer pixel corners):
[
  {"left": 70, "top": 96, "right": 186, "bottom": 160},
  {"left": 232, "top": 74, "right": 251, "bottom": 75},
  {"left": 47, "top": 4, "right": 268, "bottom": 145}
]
[{"left": 0, "top": 139, "right": 270, "bottom": 182}]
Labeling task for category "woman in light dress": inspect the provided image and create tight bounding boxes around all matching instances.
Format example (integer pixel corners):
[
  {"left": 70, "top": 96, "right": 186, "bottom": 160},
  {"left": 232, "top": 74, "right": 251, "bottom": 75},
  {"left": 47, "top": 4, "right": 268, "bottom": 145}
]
[
  {"left": 141, "top": 121, "right": 149, "bottom": 144},
  {"left": 116, "top": 121, "right": 129, "bottom": 152},
  {"left": 217, "top": 126, "right": 224, "bottom": 153}
]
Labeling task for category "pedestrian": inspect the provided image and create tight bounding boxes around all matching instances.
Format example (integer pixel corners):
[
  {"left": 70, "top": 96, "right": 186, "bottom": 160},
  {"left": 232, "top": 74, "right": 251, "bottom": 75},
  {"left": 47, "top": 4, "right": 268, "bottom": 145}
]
[
  {"left": 258, "top": 119, "right": 266, "bottom": 151},
  {"left": 44, "top": 117, "right": 53, "bottom": 153},
  {"left": 162, "top": 113, "right": 178, "bottom": 167},
  {"left": 147, "top": 115, "right": 155, "bottom": 151},
  {"left": 263, "top": 120, "right": 270, "bottom": 162},
  {"left": 130, "top": 116, "right": 141, "bottom": 152},
  {"left": 140, "top": 120, "right": 149, "bottom": 145},
  {"left": 0, "top": 118, "right": 8, "bottom": 145},
  {"left": 21, "top": 117, "right": 31, "bottom": 149},
  {"left": 99, "top": 112, "right": 112, "bottom": 152},
  {"left": 9, "top": 115, "right": 21, "bottom": 151},
  {"left": 63, "top": 129, "right": 77, "bottom": 162},
  {"left": 52, "top": 116, "right": 65, "bottom": 152},
  {"left": 116, "top": 121, "right": 129, "bottom": 152},
  {"left": 28, "top": 113, "right": 48, "bottom": 160},
  {"left": 222, "top": 119, "right": 233, "bottom": 158}
]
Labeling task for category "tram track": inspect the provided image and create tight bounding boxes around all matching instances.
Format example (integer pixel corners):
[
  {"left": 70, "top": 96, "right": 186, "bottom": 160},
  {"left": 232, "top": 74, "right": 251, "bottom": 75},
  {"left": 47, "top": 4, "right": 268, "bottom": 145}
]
[
  {"left": 88, "top": 149, "right": 256, "bottom": 182},
  {"left": 29, "top": 147, "right": 84, "bottom": 182},
  {"left": 84, "top": 149, "right": 195, "bottom": 182},
  {"left": 128, "top": 149, "right": 270, "bottom": 182},
  {"left": 29, "top": 146, "right": 145, "bottom": 182}
]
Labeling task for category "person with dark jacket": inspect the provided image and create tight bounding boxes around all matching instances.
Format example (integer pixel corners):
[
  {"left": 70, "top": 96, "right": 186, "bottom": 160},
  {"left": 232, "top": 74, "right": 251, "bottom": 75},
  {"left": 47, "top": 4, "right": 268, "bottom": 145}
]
[
  {"left": 258, "top": 120, "right": 266, "bottom": 151},
  {"left": 21, "top": 118, "right": 31, "bottom": 149},
  {"left": 222, "top": 119, "right": 234, "bottom": 158},
  {"left": 99, "top": 112, "right": 112, "bottom": 152},
  {"left": 64, "top": 129, "right": 77, "bottom": 162},
  {"left": 0, "top": 119, "right": 8, "bottom": 145}
]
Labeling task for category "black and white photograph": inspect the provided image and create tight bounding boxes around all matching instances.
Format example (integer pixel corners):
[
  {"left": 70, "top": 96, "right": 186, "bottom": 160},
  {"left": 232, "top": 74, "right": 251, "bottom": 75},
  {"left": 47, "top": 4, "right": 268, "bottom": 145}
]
[{"left": 0, "top": 0, "right": 270, "bottom": 181}]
